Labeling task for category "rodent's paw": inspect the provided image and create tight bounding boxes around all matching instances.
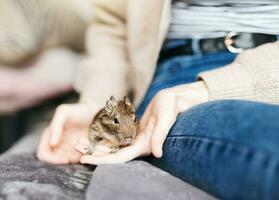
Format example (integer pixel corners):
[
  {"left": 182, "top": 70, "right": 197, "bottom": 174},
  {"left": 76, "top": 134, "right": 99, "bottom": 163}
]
[
  {"left": 75, "top": 142, "right": 112, "bottom": 156},
  {"left": 110, "top": 147, "right": 120, "bottom": 153},
  {"left": 83, "top": 146, "right": 94, "bottom": 155},
  {"left": 94, "top": 143, "right": 114, "bottom": 154}
]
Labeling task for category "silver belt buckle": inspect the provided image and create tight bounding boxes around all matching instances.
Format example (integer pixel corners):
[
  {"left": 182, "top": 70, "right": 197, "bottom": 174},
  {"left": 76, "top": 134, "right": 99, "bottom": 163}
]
[{"left": 224, "top": 32, "right": 244, "bottom": 54}]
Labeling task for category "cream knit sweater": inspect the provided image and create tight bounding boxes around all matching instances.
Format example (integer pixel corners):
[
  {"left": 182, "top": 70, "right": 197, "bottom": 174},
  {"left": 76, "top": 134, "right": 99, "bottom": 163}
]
[
  {"left": 0, "top": 0, "right": 92, "bottom": 65},
  {"left": 1, "top": 0, "right": 278, "bottom": 108},
  {"left": 200, "top": 42, "right": 279, "bottom": 104},
  {"left": 75, "top": 0, "right": 279, "bottom": 108}
]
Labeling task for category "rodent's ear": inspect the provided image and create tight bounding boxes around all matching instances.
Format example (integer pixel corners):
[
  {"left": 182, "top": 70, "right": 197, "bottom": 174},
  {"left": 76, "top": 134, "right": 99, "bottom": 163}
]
[
  {"left": 106, "top": 95, "right": 117, "bottom": 113},
  {"left": 124, "top": 96, "right": 132, "bottom": 106},
  {"left": 110, "top": 95, "right": 115, "bottom": 101}
]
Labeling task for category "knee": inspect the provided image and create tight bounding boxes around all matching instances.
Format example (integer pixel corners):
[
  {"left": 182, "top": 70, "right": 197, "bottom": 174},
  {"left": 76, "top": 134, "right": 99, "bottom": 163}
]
[{"left": 168, "top": 100, "right": 279, "bottom": 138}]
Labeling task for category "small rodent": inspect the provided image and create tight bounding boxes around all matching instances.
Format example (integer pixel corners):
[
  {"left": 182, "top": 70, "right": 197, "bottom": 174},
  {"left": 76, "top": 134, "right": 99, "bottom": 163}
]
[{"left": 85, "top": 96, "right": 139, "bottom": 155}]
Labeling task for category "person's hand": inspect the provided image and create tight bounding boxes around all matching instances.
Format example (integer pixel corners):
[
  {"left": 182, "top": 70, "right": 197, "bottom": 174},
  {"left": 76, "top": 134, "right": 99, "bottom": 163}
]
[
  {"left": 37, "top": 103, "right": 100, "bottom": 164},
  {"left": 0, "top": 68, "right": 71, "bottom": 113},
  {"left": 0, "top": 48, "right": 80, "bottom": 113},
  {"left": 75, "top": 81, "right": 209, "bottom": 164}
]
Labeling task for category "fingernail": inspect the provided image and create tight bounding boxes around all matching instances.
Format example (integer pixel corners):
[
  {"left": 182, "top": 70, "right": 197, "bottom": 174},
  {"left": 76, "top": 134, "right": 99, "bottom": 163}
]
[
  {"left": 50, "top": 139, "right": 56, "bottom": 146},
  {"left": 156, "top": 150, "right": 163, "bottom": 158}
]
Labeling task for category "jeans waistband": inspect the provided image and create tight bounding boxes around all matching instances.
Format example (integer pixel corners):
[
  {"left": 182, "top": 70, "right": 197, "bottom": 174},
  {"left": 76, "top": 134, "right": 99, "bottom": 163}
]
[{"left": 162, "top": 34, "right": 279, "bottom": 57}]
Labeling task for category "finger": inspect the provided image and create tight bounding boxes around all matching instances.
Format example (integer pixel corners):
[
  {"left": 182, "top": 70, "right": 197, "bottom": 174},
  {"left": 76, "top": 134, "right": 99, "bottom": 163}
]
[
  {"left": 43, "top": 152, "right": 70, "bottom": 164},
  {"left": 54, "top": 147, "right": 81, "bottom": 164},
  {"left": 143, "top": 116, "right": 156, "bottom": 133},
  {"left": 37, "top": 129, "right": 70, "bottom": 164},
  {"left": 94, "top": 144, "right": 113, "bottom": 154},
  {"left": 37, "top": 128, "right": 52, "bottom": 158},
  {"left": 139, "top": 103, "right": 152, "bottom": 131},
  {"left": 77, "top": 137, "right": 90, "bottom": 146},
  {"left": 151, "top": 115, "right": 176, "bottom": 158},
  {"left": 80, "top": 145, "right": 140, "bottom": 165},
  {"left": 51, "top": 139, "right": 82, "bottom": 164},
  {"left": 38, "top": 149, "right": 70, "bottom": 164},
  {"left": 49, "top": 106, "right": 68, "bottom": 147},
  {"left": 74, "top": 143, "right": 92, "bottom": 155},
  {"left": 75, "top": 141, "right": 116, "bottom": 156}
]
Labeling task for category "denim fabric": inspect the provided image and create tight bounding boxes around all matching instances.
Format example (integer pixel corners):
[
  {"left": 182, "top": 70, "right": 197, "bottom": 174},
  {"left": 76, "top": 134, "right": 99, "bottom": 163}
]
[
  {"left": 138, "top": 40, "right": 279, "bottom": 200},
  {"left": 147, "top": 100, "right": 279, "bottom": 200},
  {"left": 136, "top": 41, "right": 236, "bottom": 116}
]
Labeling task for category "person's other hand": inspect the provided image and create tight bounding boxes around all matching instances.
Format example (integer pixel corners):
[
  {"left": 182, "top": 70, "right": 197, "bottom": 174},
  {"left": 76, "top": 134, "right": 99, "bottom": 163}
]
[
  {"left": 0, "top": 67, "right": 71, "bottom": 113},
  {"left": 75, "top": 81, "right": 209, "bottom": 165},
  {"left": 37, "top": 103, "right": 100, "bottom": 164},
  {"left": 0, "top": 48, "right": 80, "bottom": 113}
]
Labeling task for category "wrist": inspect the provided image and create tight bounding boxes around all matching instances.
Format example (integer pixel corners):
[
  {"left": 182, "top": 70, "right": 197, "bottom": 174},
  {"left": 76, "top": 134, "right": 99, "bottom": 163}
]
[
  {"left": 81, "top": 102, "right": 102, "bottom": 114},
  {"left": 171, "top": 81, "right": 209, "bottom": 113}
]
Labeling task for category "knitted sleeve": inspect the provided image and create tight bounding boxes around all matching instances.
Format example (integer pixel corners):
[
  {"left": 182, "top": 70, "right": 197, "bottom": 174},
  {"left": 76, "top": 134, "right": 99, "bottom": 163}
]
[{"left": 199, "top": 42, "right": 279, "bottom": 104}]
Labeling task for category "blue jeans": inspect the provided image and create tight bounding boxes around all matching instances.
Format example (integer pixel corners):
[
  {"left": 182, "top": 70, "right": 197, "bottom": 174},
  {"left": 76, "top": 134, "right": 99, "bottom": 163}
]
[
  {"left": 136, "top": 39, "right": 236, "bottom": 116},
  {"left": 137, "top": 40, "right": 279, "bottom": 200}
]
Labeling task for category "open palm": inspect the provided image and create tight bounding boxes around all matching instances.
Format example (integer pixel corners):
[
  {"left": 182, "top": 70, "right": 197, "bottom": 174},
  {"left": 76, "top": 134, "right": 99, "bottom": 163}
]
[{"left": 37, "top": 104, "right": 98, "bottom": 164}]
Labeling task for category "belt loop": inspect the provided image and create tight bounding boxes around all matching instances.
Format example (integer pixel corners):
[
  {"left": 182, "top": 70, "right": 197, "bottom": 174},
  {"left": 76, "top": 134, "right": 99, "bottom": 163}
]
[{"left": 192, "top": 39, "right": 202, "bottom": 55}]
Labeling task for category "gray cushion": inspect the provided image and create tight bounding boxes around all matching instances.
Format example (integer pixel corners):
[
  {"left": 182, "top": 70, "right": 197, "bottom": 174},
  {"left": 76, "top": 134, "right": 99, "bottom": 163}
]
[
  {"left": 1, "top": 122, "right": 217, "bottom": 200},
  {"left": 86, "top": 161, "right": 217, "bottom": 200},
  {"left": 0, "top": 124, "right": 94, "bottom": 200},
  {"left": 0, "top": 153, "right": 94, "bottom": 200}
]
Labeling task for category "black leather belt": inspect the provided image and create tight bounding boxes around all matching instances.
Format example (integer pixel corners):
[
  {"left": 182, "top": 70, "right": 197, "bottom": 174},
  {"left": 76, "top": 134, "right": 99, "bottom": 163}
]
[{"left": 159, "top": 32, "right": 278, "bottom": 62}]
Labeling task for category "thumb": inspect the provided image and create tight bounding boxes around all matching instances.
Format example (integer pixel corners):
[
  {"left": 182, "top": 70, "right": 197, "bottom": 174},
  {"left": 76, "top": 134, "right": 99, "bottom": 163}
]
[
  {"left": 151, "top": 115, "right": 176, "bottom": 158},
  {"left": 49, "top": 106, "right": 68, "bottom": 147}
]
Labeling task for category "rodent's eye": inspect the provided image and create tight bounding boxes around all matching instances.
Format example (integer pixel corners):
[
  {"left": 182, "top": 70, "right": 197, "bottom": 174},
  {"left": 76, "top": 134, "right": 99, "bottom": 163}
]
[{"left": 113, "top": 117, "right": 119, "bottom": 124}]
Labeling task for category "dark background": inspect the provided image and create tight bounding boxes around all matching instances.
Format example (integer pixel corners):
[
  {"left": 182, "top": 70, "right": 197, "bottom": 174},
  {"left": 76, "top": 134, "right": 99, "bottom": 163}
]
[{"left": 0, "top": 92, "right": 78, "bottom": 153}]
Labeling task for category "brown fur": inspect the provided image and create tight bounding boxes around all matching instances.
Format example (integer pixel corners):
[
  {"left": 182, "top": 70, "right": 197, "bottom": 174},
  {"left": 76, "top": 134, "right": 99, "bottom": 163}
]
[{"left": 87, "top": 96, "right": 139, "bottom": 154}]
